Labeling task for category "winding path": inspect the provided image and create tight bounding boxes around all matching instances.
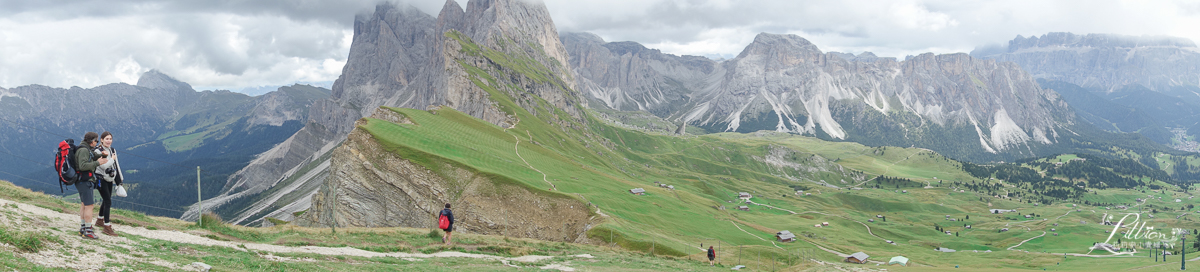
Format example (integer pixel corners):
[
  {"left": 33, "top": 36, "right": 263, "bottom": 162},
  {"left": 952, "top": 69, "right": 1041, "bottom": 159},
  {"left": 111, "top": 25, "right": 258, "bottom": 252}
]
[
  {"left": 504, "top": 120, "right": 555, "bottom": 190},
  {"left": 1007, "top": 231, "right": 1046, "bottom": 250},
  {"left": 729, "top": 221, "right": 783, "bottom": 249}
]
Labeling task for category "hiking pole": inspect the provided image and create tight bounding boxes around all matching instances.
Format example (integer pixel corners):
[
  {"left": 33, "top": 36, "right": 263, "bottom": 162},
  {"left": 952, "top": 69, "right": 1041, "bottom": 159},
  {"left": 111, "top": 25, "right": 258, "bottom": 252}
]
[{"left": 196, "top": 166, "right": 202, "bottom": 226}]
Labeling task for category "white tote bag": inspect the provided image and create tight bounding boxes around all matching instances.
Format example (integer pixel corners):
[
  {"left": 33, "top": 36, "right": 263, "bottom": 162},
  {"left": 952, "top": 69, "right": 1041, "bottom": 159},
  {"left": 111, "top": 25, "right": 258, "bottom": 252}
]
[{"left": 114, "top": 185, "right": 127, "bottom": 197}]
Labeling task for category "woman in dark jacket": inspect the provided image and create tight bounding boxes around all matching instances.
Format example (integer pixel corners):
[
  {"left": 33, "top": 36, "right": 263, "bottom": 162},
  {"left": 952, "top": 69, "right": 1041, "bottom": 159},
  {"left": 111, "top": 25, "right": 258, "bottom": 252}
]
[{"left": 93, "top": 131, "right": 123, "bottom": 236}]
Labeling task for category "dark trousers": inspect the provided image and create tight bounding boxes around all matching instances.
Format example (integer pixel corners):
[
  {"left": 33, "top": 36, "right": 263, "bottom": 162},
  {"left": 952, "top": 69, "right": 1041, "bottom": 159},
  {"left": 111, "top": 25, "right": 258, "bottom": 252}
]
[{"left": 97, "top": 181, "right": 113, "bottom": 223}]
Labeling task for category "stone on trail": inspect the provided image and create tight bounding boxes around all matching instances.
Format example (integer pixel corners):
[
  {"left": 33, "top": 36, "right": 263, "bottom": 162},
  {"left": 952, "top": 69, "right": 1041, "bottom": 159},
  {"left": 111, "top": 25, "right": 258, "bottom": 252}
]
[{"left": 190, "top": 262, "right": 212, "bottom": 272}]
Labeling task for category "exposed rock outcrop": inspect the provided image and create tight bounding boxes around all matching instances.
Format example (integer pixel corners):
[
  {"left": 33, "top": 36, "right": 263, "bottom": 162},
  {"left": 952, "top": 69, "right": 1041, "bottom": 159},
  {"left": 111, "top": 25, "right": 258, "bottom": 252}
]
[{"left": 294, "top": 108, "right": 593, "bottom": 242}]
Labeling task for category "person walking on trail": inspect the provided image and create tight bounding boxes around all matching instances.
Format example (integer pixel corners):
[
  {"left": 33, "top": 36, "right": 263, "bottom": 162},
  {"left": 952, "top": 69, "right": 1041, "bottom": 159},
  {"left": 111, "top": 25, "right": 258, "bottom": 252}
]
[
  {"left": 707, "top": 245, "right": 716, "bottom": 266},
  {"left": 439, "top": 203, "right": 455, "bottom": 245},
  {"left": 75, "top": 132, "right": 108, "bottom": 239},
  {"left": 93, "top": 131, "right": 123, "bottom": 236}
]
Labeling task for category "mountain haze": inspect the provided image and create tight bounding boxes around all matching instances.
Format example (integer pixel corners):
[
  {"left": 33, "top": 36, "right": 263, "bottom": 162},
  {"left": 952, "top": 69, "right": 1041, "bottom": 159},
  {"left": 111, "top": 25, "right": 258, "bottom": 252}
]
[
  {"left": 0, "top": 71, "right": 329, "bottom": 217},
  {"left": 972, "top": 32, "right": 1200, "bottom": 93}
]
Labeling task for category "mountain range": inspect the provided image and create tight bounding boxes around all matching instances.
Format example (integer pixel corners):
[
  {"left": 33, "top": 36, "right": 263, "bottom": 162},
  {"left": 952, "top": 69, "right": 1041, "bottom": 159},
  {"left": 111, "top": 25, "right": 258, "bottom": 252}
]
[
  {"left": 184, "top": 0, "right": 1190, "bottom": 229},
  {"left": 0, "top": 71, "right": 329, "bottom": 217},
  {"left": 1, "top": 0, "right": 1192, "bottom": 230},
  {"left": 975, "top": 32, "right": 1200, "bottom": 143}
]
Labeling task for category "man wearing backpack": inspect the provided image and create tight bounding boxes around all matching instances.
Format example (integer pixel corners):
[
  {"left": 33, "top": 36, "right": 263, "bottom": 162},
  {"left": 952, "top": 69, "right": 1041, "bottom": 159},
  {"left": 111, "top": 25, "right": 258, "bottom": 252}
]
[
  {"left": 75, "top": 132, "right": 108, "bottom": 239},
  {"left": 707, "top": 245, "right": 716, "bottom": 266},
  {"left": 439, "top": 203, "right": 454, "bottom": 245}
]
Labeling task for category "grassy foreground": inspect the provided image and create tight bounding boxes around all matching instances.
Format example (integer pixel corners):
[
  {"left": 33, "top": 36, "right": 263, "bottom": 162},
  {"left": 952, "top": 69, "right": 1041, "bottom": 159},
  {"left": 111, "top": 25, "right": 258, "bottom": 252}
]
[{"left": 0, "top": 179, "right": 743, "bottom": 271}]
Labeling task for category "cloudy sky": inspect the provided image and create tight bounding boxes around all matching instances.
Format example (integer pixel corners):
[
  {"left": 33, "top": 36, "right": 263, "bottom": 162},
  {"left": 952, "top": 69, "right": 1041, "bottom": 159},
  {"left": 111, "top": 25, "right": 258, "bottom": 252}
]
[{"left": 2, "top": 0, "right": 1198, "bottom": 93}]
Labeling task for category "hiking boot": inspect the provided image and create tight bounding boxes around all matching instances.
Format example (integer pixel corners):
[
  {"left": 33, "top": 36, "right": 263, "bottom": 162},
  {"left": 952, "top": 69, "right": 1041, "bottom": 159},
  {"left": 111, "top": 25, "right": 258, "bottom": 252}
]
[
  {"left": 101, "top": 224, "right": 118, "bottom": 237},
  {"left": 81, "top": 226, "right": 98, "bottom": 239},
  {"left": 94, "top": 218, "right": 104, "bottom": 227}
]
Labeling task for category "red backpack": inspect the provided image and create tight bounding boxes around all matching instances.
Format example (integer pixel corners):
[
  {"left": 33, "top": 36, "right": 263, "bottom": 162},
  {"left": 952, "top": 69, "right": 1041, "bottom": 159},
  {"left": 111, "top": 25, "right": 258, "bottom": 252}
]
[
  {"left": 438, "top": 212, "right": 450, "bottom": 229},
  {"left": 54, "top": 139, "right": 91, "bottom": 193}
]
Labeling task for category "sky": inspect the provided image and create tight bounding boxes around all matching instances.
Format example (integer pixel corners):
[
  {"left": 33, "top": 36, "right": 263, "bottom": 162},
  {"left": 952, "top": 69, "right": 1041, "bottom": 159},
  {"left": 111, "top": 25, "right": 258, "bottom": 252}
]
[{"left": 2, "top": 0, "right": 1198, "bottom": 93}]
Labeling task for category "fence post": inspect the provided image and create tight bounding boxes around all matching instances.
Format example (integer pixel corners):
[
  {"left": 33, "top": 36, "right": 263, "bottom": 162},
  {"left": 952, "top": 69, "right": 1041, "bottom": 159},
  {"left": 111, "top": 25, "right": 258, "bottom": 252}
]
[{"left": 196, "top": 166, "right": 202, "bottom": 226}]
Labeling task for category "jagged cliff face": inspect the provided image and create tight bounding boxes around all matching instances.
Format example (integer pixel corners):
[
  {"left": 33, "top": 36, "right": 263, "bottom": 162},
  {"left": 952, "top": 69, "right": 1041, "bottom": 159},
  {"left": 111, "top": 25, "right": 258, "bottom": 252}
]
[
  {"left": 292, "top": 109, "right": 592, "bottom": 242},
  {"left": 972, "top": 32, "right": 1200, "bottom": 92},
  {"left": 562, "top": 32, "right": 714, "bottom": 117},
  {"left": 567, "top": 33, "right": 1073, "bottom": 157},
  {"left": 198, "top": 0, "right": 583, "bottom": 225}
]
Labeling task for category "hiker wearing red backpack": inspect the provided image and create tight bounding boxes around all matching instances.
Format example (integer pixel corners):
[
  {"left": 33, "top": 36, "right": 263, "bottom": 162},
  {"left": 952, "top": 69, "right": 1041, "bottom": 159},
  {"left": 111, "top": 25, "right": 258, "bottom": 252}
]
[
  {"left": 93, "top": 131, "right": 124, "bottom": 237},
  {"left": 74, "top": 132, "right": 108, "bottom": 239},
  {"left": 439, "top": 203, "right": 454, "bottom": 245}
]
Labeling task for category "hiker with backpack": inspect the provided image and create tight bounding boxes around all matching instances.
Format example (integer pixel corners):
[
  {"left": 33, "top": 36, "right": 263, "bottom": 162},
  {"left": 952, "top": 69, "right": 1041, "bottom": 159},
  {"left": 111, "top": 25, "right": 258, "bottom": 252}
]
[
  {"left": 439, "top": 203, "right": 454, "bottom": 245},
  {"left": 707, "top": 245, "right": 716, "bottom": 266},
  {"left": 74, "top": 132, "right": 108, "bottom": 239},
  {"left": 92, "top": 131, "right": 123, "bottom": 236}
]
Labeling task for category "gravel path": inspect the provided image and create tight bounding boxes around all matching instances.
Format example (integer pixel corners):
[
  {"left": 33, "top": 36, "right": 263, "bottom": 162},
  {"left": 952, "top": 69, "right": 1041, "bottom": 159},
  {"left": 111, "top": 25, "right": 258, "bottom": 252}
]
[{"left": 0, "top": 197, "right": 586, "bottom": 271}]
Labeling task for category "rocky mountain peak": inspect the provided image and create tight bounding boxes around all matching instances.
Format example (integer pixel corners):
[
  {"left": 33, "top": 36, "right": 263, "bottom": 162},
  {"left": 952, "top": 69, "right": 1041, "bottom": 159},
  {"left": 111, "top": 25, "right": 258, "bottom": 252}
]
[
  {"left": 436, "top": 0, "right": 466, "bottom": 30},
  {"left": 459, "top": 0, "right": 571, "bottom": 76},
  {"left": 136, "top": 70, "right": 192, "bottom": 91},
  {"left": 736, "top": 33, "right": 820, "bottom": 59}
]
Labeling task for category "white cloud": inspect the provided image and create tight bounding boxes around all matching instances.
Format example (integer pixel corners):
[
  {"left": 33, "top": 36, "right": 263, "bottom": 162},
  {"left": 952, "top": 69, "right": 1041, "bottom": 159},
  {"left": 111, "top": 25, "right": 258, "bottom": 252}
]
[
  {"left": 888, "top": 2, "right": 958, "bottom": 31},
  {"left": 2, "top": 0, "right": 1200, "bottom": 91}
]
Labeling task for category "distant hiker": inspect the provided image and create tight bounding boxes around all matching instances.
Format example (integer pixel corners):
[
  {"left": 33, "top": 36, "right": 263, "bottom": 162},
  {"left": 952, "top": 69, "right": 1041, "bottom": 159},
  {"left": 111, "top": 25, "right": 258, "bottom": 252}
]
[
  {"left": 75, "top": 132, "right": 108, "bottom": 239},
  {"left": 93, "top": 131, "right": 123, "bottom": 236},
  {"left": 707, "top": 246, "right": 716, "bottom": 266},
  {"left": 439, "top": 203, "right": 454, "bottom": 245}
]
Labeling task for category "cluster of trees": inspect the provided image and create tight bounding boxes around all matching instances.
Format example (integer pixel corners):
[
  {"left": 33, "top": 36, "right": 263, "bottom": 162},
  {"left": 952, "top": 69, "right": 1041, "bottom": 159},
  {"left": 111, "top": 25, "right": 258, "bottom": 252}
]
[
  {"left": 1170, "top": 156, "right": 1200, "bottom": 186},
  {"left": 956, "top": 152, "right": 1188, "bottom": 204},
  {"left": 953, "top": 180, "right": 1003, "bottom": 197},
  {"left": 1046, "top": 163, "right": 1140, "bottom": 189},
  {"left": 872, "top": 175, "right": 924, "bottom": 189}
]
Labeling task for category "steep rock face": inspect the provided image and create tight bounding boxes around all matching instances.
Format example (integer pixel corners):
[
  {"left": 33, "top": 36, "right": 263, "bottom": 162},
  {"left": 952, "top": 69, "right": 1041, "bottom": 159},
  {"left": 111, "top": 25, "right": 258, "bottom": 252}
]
[
  {"left": 972, "top": 32, "right": 1200, "bottom": 92},
  {"left": 200, "top": 0, "right": 582, "bottom": 223},
  {"left": 246, "top": 84, "right": 333, "bottom": 127},
  {"left": 293, "top": 109, "right": 592, "bottom": 242},
  {"left": 696, "top": 34, "right": 1065, "bottom": 147},
  {"left": 562, "top": 32, "right": 714, "bottom": 117}
]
